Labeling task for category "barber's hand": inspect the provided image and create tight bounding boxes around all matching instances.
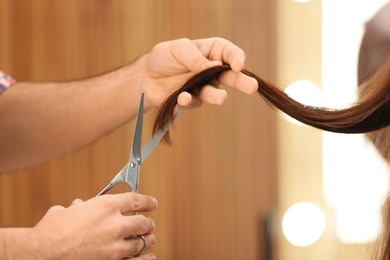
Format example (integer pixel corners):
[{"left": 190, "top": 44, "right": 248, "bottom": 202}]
[
  {"left": 33, "top": 193, "right": 158, "bottom": 260},
  {"left": 141, "top": 37, "right": 258, "bottom": 110}
]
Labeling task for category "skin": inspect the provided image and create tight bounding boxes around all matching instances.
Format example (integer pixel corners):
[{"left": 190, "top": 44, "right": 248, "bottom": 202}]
[
  {"left": 0, "top": 37, "right": 257, "bottom": 259},
  {"left": 1, "top": 193, "right": 158, "bottom": 260},
  {"left": 0, "top": 37, "right": 257, "bottom": 172}
]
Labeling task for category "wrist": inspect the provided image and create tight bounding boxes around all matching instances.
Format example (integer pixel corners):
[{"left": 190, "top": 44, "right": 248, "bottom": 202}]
[
  {"left": 123, "top": 55, "right": 154, "bottom": 110},
  {"left": 126, "top": 53, "right": 170, "bottom": 111},
  {"left": 1, "top": 228, "right": 46, "bottom": 259}
]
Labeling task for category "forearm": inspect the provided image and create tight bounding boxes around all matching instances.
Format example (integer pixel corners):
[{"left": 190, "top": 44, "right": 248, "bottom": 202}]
[
  {"left": 0, "top": 228, "right": 44, "bottom": 259},
  {"left": 0, "top": 37, "right": 257, "bottom": 171},
  {"left": 0, "top": 56, "right": 148, "bottom": 172}
]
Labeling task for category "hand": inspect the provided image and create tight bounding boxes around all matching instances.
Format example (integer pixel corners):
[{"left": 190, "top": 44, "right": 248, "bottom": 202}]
[
  {"left": 32, "top": 193, "right": 158, "bottom": 260},
  {"left": 141, "top": 37, "right": 258, "bottom": 110}
]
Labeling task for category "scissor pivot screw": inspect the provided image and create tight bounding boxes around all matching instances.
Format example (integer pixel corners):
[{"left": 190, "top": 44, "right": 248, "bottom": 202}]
[{"left": 130, "top": 162, "right": 136, "bottom": 168}]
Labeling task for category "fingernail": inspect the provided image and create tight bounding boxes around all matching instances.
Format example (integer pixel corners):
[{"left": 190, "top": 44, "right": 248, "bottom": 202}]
[
  {"left": 149, "top": 217, "right": 156, "bottom": 229},
  {"left": 150, "top": 234, "right": 156, "bottom": 246},
  {"left": 149, "top": 254, "right": 157, "bottom": 260},
  {"left": 152, "top": 198, "right": 158, "bottom": 207}
]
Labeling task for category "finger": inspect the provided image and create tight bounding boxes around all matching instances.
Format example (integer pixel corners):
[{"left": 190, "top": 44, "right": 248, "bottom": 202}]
[
  {"left": 194, "top": 37, "right": 247, "bottom": 72},
  {"left": 125, "top": 253, "right": 157, "bottom": 260},
  {"left": 69, "top": 198, "right": 83, "bottom": 207},
  {"left": 177, "top": 92, "right": 193, "bottom": 107},
  {"left": 170, "top": 38, "right": 221, "bottom": 73},
  {"left": 116, "top": 192, "right": 158, "bottom": 214},
  {"left": 124, "top": 215, "right": 156, "bottom": 238},
  {"left": 177, "top": 92, "right": 202, "bottom": 109},
  {"left": 218, "top": 70, "right": 258, "bottom": 95},
  {"left": 124, "top": 233, "right": 156, "bottom": 258},
  {"left": 133, "top": 253, "right": 157, "bottom": 260},
  {"left": 177, "top": 81, "right": 228, "bottom": 109},
  {"left": 203, "top": 60, "right": 223, "bottom": 70},
  {"left": 198, "top": 85, "right": 228, "bottom": 106},
  {"left": 212, "top": 43, "right": 246, "bottom": 73}
]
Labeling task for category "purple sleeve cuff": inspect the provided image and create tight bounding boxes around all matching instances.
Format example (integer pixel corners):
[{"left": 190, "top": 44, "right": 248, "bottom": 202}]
[{"left": 0, "top": 71, "right": 16, "bottom": 93}]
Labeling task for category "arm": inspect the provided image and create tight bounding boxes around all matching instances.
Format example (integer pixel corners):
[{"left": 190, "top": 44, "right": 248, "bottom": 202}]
[
  {"left": 0, "top": 59, "right": 145, "bottom": 172},
  {"left": 1, "top": 193, "right": 157, "bottom": 260},
  {"left": 0, "top": 37, "right": 257, "bottom": 172}
]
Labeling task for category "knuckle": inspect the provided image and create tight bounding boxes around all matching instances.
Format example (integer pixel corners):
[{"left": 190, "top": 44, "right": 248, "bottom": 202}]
[
  {"left": 134, "top": 215, "right": 153, "bottom": 234},
  {"left": 115, "top": 219, "right": 128, "bottom": 235},
  {"left": 111, "top": 243, "right": 127, "bottom": 259},
  {"left": 130, "top": 194, "right": 142, "bottom": 211},
  {"left": 98, "top": 195, "right": 121, "bottom": 211},
  {"left": 177, "top": 37, "right": 191, "bottom": 44},
  {"left": 171, "top": 38, "right": 190, "bottom": 49},
  {"left": 96, "top": 194, "right": 121, "bottom": 212},
  {"left": 106, "top": 216, "right": 127, "bottom": 239}
]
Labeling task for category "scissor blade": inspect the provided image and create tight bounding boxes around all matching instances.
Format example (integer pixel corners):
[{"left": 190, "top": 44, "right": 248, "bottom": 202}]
[
  {"left": 96, "top": 163, "right": 128, "bottom": 196},
  {"left": 130, "top": 93, "right": 144, "bottom": 162},
  {"left": 125, "top": 93, "right": 144, "bottom": 191},
  {"left": 140, "top": 110, "right": 182, "bottom": 163}
]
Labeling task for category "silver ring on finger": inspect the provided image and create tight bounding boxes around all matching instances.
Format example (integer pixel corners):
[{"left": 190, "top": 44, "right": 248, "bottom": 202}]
[{"left": 134, "top": 235, "right": 147, "bottom": 257}]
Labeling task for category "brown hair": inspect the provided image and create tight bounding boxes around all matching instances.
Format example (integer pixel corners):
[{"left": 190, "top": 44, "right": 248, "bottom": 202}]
[
  {"left": 153, "top": 58, "right": 390, "bottom": 144},
  {"left": 153, "top": 58, "right": 390, "bottom": 259}
]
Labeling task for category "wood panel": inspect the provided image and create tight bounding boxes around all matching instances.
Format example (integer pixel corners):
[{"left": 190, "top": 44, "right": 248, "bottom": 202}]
[{"left": 0, "top": 0, "right": 277, "bottom": 259}]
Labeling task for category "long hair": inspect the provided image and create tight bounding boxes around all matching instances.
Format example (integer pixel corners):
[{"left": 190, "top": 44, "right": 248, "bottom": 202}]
[
  {"left": 153, "top": 58, "right": 390, "bottom": 144},
  {"left": 153, "top": 57, "right": 390, "bottom": 259}
]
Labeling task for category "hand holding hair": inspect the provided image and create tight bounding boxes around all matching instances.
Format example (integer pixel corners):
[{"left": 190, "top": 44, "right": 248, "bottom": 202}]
[
  {"left": 153, "top": 58, "right": 390, "bottom": 144},
  {"left": 142, "top": 37, "right": 258, "bottom": 111}
]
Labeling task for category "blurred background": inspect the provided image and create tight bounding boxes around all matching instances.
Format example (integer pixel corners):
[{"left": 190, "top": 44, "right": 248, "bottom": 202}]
[{"left": 0, "top": 0, "right": 389, "bottom": 259}]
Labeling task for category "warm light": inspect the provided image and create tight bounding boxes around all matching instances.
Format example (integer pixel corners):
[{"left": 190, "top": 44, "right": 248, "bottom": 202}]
[
  {"left": 336, "top": 205, "right": 382, "bottom": 244},
  {"left": 322, "top": 134, "right": 388, "bottom": 243},
  {"left": 294, "top": 0, "right": 311, "bottom": 3},
  {"left": 322, "top": 0, "right": 389, "bottom": 244},
  {"left": 282, "top": 202, "right": 326, "bottom": 247},
  {"left": 282, "top": 80, "right": 322, "bottom": 125}
]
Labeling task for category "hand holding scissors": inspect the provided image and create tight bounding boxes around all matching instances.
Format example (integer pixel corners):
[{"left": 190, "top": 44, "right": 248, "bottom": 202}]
[{"left": 96, "top": 93, "right": 180, "bottom": 257}]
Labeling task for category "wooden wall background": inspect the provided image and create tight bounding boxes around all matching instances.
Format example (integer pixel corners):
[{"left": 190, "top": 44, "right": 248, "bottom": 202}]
[{"left": 0, "top": 0, "right": 277, "bottom": 259}]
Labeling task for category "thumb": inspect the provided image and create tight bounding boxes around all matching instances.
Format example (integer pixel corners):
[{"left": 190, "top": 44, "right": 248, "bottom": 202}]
[{"left": 69, "top": 198, "right": 84, "bottom": 207}]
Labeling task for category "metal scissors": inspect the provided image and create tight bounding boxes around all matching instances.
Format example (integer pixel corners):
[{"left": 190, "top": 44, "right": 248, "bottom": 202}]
[{"left": 96, "top": 93, "right": 181, "bottom": 196}]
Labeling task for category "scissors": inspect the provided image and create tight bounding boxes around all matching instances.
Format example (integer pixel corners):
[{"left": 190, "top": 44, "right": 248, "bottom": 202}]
[{"left": 96, "top": 93, "right": 181, "bottom": 197}]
